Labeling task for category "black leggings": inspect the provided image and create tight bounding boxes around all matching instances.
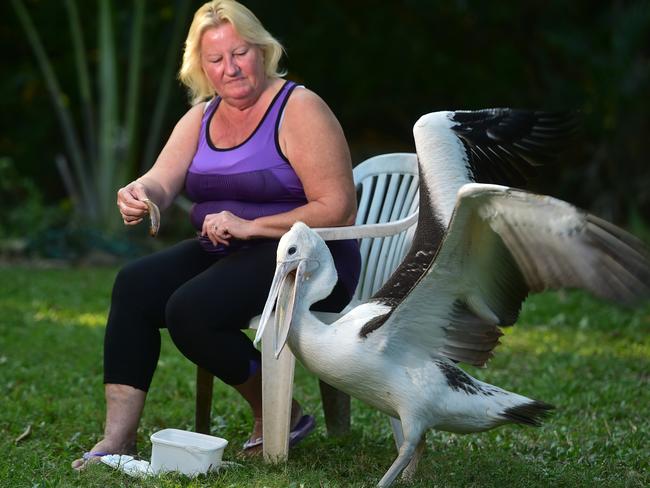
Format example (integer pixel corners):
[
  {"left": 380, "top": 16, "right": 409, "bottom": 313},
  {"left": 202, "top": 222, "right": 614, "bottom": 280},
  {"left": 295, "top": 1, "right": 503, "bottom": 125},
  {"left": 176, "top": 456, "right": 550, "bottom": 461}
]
[{"left": 104, "top": 239, "right": 351, "bottom": 391}]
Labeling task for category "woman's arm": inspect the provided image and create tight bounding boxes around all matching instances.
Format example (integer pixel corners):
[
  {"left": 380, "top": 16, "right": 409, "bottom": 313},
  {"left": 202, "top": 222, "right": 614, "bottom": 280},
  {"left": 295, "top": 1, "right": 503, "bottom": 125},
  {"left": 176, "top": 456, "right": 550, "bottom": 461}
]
[
  {"left": 274, "top": 88, "right": 357, "bottom": 230},
  {"left": 205, "top": 89, "right": 356, "bottom": 242},
  {"left": 117, "top": 103, "right": 205, "bottom": 225}
]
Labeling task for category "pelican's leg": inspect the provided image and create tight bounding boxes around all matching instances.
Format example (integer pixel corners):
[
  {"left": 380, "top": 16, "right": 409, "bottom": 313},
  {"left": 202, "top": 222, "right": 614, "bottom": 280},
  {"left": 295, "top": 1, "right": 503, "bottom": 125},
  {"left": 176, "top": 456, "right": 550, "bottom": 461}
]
[
  {"left": 387, "top": 416, "right": 426, "bottom": 481},
  {"left": 389, "top": 416, "right": 404, "bottom": 450},
  {"left": 376, "top": 421, "right": 425, "bottom": 488},
  {"left": 401, "top": 436, "right": 426, "bottom": 482}
]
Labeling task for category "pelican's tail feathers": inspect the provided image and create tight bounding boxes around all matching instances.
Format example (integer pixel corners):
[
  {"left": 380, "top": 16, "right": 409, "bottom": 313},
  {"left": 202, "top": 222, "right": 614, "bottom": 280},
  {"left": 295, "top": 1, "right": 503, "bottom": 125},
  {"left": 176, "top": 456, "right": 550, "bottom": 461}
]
[{"left": 500, "top": 399, "right": 555, "bottom": 427}]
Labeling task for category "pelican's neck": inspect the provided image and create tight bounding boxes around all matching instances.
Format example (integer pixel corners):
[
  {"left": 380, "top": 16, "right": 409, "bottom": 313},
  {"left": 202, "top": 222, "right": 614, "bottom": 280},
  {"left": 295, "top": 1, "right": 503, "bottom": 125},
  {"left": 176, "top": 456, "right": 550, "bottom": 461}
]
[
  {"left": 286, "top": 305, "right": 332, "bottom": 364},
  {"left": 282, "top": 229, "right": 339, "bottom": 362}
]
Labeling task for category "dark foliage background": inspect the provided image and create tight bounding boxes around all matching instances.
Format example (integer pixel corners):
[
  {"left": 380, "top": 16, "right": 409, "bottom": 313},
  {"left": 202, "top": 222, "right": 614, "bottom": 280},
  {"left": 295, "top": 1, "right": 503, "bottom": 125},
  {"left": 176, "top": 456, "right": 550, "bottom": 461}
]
[{"left": 1, "top": 0, "right": 648, "bottom": 257}]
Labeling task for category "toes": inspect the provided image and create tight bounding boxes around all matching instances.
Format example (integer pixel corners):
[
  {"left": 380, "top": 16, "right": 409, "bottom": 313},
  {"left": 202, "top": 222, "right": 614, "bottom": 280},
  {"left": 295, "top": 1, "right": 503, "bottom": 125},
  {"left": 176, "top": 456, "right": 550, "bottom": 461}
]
[{"left": 71, "top": 451, "right": 109, "bottom": 471}]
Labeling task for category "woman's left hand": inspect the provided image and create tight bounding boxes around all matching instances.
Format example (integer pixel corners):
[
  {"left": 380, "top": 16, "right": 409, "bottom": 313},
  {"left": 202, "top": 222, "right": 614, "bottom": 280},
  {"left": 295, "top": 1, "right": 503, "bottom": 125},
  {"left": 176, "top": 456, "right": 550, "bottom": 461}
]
[{"left": 202, "top": 211, "right": 255, "bottom": 246}]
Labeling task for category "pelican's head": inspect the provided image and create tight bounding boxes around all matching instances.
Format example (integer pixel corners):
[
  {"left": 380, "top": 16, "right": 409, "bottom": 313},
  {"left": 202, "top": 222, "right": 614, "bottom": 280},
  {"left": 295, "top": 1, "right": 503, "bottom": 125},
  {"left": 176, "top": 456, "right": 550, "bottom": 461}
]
[{"left": 254, "top": 222, "right": 338, "bottom": 358}]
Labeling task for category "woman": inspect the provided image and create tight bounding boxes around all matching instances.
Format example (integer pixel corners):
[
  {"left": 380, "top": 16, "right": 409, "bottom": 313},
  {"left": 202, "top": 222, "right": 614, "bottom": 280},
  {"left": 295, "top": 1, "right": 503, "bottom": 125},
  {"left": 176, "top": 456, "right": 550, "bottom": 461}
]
[{"left": 72, "top": 0, "right": 360, "bottom": 468}]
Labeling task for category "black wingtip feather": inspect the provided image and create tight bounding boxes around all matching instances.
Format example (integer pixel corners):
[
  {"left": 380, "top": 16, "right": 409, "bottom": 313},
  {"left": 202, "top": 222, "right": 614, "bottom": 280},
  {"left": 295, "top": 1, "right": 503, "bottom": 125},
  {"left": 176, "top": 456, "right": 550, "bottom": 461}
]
[
  {"left": 501, "top": 400, "right": 555, "bottom": 427},
  {"left": 450, "top": 108, "right": 580, "bottom": 188}
]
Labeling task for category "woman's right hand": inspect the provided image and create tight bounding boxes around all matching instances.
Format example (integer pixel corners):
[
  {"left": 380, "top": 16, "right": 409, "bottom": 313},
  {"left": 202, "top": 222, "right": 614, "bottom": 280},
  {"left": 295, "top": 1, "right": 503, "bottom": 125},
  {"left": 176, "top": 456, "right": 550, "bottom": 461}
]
[{"left": 117, "top": 181, "right": 150, "bottom": 226}]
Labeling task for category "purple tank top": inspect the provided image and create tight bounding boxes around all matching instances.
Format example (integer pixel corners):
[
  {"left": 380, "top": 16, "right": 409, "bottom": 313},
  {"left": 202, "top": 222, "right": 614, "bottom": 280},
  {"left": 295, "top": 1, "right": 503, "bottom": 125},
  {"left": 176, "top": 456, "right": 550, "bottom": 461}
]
[{"left": 185, "top": 80, "right": 360, "bottom": 296}]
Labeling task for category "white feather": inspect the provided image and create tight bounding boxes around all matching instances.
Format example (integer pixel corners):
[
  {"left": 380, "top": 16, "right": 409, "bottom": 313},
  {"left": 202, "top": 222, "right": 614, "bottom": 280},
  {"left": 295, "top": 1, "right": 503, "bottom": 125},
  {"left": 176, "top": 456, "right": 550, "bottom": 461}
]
[{"left": 413, "top": 112, "right": 471, "bottom": 227}]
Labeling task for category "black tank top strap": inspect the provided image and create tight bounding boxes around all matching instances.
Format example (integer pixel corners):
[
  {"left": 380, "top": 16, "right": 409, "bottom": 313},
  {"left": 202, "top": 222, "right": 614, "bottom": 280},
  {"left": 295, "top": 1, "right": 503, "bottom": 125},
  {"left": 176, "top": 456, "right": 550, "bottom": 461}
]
[{"left": 274, "top": 81, "right": 301, "bottom": 163}]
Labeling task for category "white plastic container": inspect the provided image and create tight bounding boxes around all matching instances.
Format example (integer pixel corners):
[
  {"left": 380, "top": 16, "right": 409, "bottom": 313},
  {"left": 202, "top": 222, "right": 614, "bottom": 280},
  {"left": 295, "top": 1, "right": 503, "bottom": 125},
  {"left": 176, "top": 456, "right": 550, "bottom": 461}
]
[{"left": 150, "top": 428, "right": 228, "bottom": 476}]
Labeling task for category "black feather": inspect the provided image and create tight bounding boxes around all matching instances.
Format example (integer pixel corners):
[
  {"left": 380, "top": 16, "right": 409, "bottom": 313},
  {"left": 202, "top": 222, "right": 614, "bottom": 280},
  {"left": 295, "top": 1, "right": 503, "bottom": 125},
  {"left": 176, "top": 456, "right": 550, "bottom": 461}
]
[
  {"left": 451, "top": 109, "right": 579, "bottom": 186},
  {"left": 501, "top": 400, "right": 555, "bottom": 426}
]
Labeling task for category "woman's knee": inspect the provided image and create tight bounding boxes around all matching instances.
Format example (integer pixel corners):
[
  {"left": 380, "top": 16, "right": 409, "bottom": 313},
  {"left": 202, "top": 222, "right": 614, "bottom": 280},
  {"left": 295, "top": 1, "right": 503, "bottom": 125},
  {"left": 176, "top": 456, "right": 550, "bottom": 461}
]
[
  {"left": 165, "top": 287, "right": 203, "bottom": 349},
  {"left": 106, "top": 265, "right": 161, "bottom": 339},
  {"left": 112, "top": 260, "right": 154, "bottom": 304},
  {"left": 165, "top": 285, "right": 248, "bottom": 360}
]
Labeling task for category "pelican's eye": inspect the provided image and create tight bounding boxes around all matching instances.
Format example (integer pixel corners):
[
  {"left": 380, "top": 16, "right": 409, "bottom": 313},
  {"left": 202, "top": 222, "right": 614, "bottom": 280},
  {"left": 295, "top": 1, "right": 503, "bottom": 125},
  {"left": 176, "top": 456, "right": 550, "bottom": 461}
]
[{"left": 287, "top": 245, "right": 297, "bottom": 256}]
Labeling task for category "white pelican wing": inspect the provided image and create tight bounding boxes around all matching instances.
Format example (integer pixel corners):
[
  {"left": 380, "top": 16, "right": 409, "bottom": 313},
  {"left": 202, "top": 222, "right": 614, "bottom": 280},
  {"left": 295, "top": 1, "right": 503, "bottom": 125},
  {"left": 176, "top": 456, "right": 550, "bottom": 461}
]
[
  {"left": 364, "top": 183, "right": 650, "bottom": 367},
  {"left": 413, "top": 109, "right": 578, "bottom": 227}
]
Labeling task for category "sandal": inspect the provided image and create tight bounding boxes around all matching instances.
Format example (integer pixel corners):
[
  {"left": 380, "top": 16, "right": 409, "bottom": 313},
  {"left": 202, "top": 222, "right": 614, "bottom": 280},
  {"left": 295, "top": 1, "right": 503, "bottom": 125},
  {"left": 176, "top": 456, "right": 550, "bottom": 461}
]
[
  {"left": 72, "top": 451, "right": 111, "bottom": 470},
  {"left": 242, "top": 414, "right": 315, "bottom": 451}
]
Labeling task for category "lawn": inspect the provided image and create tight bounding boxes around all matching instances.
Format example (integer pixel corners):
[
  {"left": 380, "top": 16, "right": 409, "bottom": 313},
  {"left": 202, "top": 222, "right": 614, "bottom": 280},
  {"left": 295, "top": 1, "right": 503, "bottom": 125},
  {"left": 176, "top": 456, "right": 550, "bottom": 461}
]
[{"left": 0, "top": 265, "right": 648, "bottom": 487}]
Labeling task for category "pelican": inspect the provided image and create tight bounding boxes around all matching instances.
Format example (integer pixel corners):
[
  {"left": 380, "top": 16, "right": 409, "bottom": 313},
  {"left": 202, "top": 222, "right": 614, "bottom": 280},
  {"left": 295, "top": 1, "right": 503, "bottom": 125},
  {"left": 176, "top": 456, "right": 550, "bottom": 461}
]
[{"left": 254, "top": 112, "right": 649, "bottom": 487}]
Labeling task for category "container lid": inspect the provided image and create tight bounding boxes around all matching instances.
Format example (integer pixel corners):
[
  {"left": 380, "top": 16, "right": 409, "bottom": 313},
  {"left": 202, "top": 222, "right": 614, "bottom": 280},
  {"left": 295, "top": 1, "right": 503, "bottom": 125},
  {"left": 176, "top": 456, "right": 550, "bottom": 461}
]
[{"left": 150, "top": 428, "right": 228, "bottom": 451}]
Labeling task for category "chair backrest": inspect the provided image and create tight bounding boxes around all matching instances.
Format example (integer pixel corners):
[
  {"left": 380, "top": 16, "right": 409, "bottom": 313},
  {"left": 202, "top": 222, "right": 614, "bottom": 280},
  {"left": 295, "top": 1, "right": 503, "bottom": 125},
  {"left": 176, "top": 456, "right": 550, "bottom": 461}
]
[{"left": 352, "top": 153, "right": 419, "bottom": 301}]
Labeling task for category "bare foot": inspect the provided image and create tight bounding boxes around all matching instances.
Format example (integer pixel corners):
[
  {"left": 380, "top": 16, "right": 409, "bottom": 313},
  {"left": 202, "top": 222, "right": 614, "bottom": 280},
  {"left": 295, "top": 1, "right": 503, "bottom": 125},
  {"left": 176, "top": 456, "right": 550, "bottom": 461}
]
[
  {"left": 72, "top": 384, "right": 145, "bottom": 470},
  {"left": 71, "top": 437, "right": 137, "bottom": 470}
]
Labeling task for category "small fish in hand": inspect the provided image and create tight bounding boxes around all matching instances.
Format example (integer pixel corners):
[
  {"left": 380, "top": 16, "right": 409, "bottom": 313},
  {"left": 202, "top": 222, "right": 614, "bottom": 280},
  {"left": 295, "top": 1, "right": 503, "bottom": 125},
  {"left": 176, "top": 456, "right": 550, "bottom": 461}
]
[{"left": 142, "top": 199, "right": 160, "bottom": 237}]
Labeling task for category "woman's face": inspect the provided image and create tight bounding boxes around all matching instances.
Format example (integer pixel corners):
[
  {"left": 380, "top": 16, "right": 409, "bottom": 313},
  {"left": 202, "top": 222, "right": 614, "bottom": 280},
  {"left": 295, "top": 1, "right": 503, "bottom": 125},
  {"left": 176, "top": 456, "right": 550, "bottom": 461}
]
[{"left": 200, "top": 22, "right": 266, "bottom": 104}]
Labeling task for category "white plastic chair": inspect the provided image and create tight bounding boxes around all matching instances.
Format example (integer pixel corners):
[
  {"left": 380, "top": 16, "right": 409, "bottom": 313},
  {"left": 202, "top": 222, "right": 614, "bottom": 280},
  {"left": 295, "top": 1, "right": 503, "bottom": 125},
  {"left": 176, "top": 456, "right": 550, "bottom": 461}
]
[{"left": 195, "top": 152, "right": 420, "bottom": 461}]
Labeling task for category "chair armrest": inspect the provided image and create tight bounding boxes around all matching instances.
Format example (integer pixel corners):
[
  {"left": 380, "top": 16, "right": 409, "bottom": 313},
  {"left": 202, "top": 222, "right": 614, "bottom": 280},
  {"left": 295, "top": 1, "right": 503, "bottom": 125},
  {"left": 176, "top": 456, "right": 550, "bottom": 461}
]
[{"left": 312, "top": 211, "right": 419, "bottom": 241}]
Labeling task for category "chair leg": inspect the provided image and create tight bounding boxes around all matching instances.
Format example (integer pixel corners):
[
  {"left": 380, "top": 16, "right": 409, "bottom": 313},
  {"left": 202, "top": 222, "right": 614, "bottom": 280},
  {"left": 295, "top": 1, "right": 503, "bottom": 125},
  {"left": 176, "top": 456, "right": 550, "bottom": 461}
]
[
  {"left": 195, "top": 366, "right": 214, "bottom": 434},
  {"left": 261, "top": 327, "right": 296, "bottom": 463},
  {"left": 319, "top": 380, "right": 350, "bottom": 437}
]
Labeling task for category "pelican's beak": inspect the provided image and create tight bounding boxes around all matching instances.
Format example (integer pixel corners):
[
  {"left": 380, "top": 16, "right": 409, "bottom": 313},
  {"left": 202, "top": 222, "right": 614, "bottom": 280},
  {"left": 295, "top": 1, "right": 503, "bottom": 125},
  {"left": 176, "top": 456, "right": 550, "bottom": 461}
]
[{"left": 254, "top": 259, "right": 306, "bottom": 358}]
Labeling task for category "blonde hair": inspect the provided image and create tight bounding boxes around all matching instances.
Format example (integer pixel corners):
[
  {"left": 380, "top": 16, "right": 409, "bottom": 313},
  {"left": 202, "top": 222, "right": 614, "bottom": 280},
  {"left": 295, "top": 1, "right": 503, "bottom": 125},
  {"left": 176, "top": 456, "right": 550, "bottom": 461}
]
[{"left": 178, "top": 0, "right": 286, "bottom": 104}]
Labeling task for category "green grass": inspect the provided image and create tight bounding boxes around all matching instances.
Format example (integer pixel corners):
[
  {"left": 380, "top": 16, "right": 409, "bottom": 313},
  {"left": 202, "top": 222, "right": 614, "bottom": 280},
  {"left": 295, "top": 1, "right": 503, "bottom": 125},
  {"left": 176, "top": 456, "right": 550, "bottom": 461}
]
[{"left": 1, "top": 265, "right": 648, "bottom": 487}]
